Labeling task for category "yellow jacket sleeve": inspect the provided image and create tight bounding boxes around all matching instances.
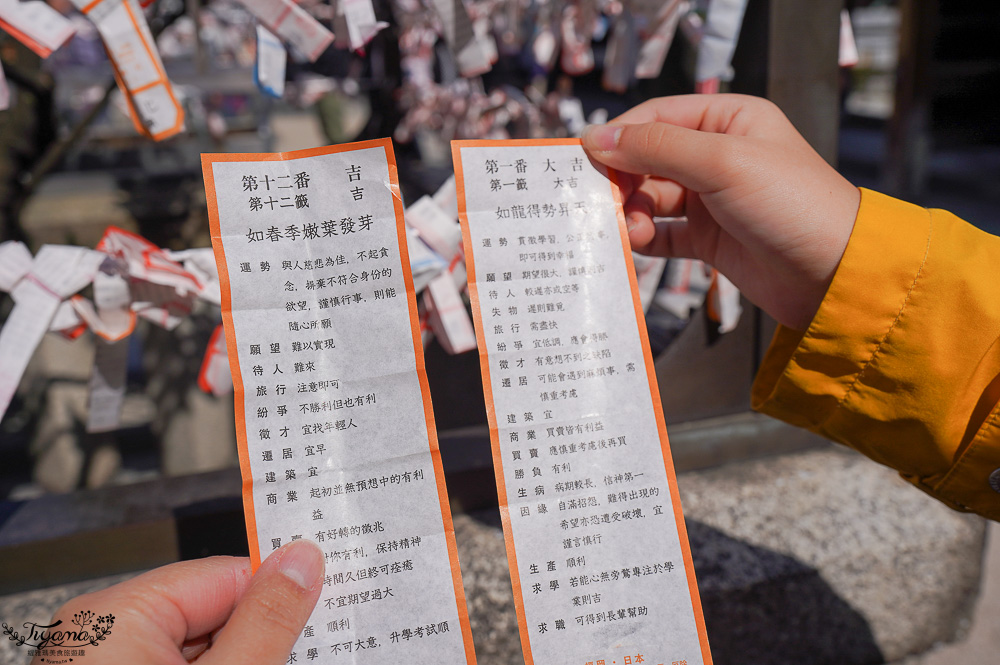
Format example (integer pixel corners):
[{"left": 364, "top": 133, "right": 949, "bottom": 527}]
[{"left": 752, "top": 188, "right": 1000, "bottom": 520}]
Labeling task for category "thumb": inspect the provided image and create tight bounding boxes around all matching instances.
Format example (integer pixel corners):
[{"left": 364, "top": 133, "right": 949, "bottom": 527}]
[
  {"left": 582, "top": 122, "right": 734, "bottom": 194},
  {"left": 202, "top": 539, "right": 324, "bottom": 665}
]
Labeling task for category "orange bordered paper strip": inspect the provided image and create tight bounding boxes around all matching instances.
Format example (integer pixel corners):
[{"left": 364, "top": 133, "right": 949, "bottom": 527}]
[
  {"left": 238, "top": 0, "right": 334, "bottom": 62},
  {"left": 0, "top": 0, "right": 75, "bottom": 58},
  {"left": 202, "top": 139, "right": 475, "bottom": 665},
  {"left": 69, "top": 0, "right": 184, "bottom": 140},
  {"left": 453, "top": 138, "right": 712, "bottom": 665}
]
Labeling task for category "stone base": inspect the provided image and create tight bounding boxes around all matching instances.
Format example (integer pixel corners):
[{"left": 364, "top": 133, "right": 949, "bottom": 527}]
[
  {"left": 0, "top": 448, "right": 985, "bottom": 665},
  {"left": 679, "top": 447, "right": 985, "bottom": 664},
  {"left": 454, "top": 447, "right": 986, "bottom": 665}
]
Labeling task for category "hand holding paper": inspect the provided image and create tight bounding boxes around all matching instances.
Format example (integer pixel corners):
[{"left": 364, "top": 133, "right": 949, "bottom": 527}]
[
  {"left": 582, "top": 93, "right": 861, "bottom": 331},
  {"left": 32, "top": 540, "right": 324, "bottom": 665}
]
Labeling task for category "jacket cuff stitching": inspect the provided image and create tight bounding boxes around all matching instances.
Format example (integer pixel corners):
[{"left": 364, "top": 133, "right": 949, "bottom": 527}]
[{"left": 819, "top": 210, "right": 933, "bottom": 428}]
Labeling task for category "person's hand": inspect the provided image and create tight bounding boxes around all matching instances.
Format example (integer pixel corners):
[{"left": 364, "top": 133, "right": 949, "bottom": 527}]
[
  {"left": 582, "top": 94, "right": 861, "bottom": 330},
  {"left": 30, "top": 539, "right": 324, "bottom": 664}
]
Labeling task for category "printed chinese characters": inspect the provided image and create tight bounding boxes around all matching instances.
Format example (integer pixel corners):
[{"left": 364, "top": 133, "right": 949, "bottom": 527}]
[
  {"left": 456, "top": 141, "right": 709, "bottom": 665},
  {"left": 204, "top": 141, "right": 473, "bottom": 665},
  {"left": 245, "top": 171, "right": 311, "bottom": 211}
]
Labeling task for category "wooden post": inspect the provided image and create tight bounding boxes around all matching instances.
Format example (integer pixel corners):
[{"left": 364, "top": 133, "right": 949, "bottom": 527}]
[
  {"left": 883, "top": 0, "right": 938, "bottom": 199},
  {"left": 767, "top": 0, "right": 843, "bottom": 165}
]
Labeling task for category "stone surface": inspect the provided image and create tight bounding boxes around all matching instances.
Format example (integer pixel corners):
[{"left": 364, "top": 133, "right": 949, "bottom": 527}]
[
  {"left": 444, "top": 447, "right": 988, "bottom": 665},
  {"left": 450, "top": 448, "right": 988, "bottom": 665},
  {"left": 454, "top": 512, "right": 523, "bottom": 665},
  {"left": 678, "top": 447, "right": 986, "bottom": 664},
  {"left": 890, "top": 520, "right": 1000, "bottom": 664},
  {"left": 0, "top": 449, "right": 986, "bottom": 665}
]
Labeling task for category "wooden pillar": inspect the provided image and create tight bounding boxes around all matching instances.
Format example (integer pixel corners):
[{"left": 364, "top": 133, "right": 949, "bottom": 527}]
[
  {"left": 767, "top": 0, "right": 843, "bottom": 165},
  {"left": 883, "top": 0, "right": 938, "bottom": 199}
]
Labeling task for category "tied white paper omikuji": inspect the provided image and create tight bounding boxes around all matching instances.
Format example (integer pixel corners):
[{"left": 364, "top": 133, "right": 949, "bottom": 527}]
[
  {"left": 255, "top": 25, "right": 288, "bottom": 99},
  {"left": 238, "top": 0, "right": 334, "bottom": 62},
  {"left": 68, "top": 0, "right": 185, "bottom": 140},
  {"left": 0, "top": 245, "right": 106, "bottom": 421},
  {"left": 0, "top": 0, "right": 75, "bottom": 58}
]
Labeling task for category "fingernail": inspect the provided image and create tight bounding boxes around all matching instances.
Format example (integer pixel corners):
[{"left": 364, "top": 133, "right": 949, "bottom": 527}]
[
  {"left": 278, "top": 540, "right": 324, "bottom": 590},
  {"left": 582, "top": 124, "right": 622, "bottom": 152},
  {"left": 625, "top": 213, "right": 638, "bottom": 232}
]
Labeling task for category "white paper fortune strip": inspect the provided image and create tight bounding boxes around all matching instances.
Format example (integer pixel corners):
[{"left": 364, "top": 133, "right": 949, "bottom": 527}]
[
  {"left": 839, "top": 9, "right": 859, "bottom": 68},
  {"left": 453, "top": 139, "right": 713, "bottom": 665},
  {"left": 405, "top": 191, "right": 469, "bottom": 296},
  {"left": 0, "top": 245, "right": 105, "bottom": 421},
  {"left": 86, "top": 337, "right": 130, "bottom": 433},
  {"left": 602, "top": 11, "right": 638, "bottom": 94},
  {"left": 338, "top": 0, "right": 388, "bottom": 51},
  {"left": 79, "top": 270, "right": 134, "bottom": 432},
  {"left": 429, "top": 0, "right": 491, "bottom": 77},
  {"left": 68, "top": 0, "right": 185, "bottom": 140},
  {"left": 694, "top": 0, "right": 749, "bottom": 83},
  {"left": 238, "top": 0, "right": 334, "bottom": 62},
  {"left": 202, "top": 139, "right": 476, "bottom": 665},
  {"left": 0, "top": 0, "right": 75, "bottom": 58},
  {"left": 405, "top": 194, "right": 462, "bottom": 262},
  {"left": 163, "top": 247, "right": 223, "bottom": 306},
  {"left": 0, "top": 59, "right": 8, "bottom": 112},
  {"left": 432, "top": 175, "right": 459, "bottom": 221},
  {"left": 635, "top": 0, "right": 686, "bottom": 80},
  {"left": 71, "top": 269, "right": 135, "bottom": 342},
  {"left": 706, "top": 271, "right": 742, "bottom": 334},
  {"left": 199, "top": 323, "right": 233, "bottom": 396},
  {"left": 404, "top": 227, "right": 446, "bottom": 293},
  {"left": 423, "top": 272, "right": 476, "bottom": 355},
  {"left": 98, "top": 226, "right": 204, "bottom": 297},
  {"left": 0, "top": 241, "right": 32, "bottom": 292},
  {"left": 255, "top": 25, "right": 287, "bottom": 99},
  {"left": 632, "top": 253, "right": 667, "bottom": 313},
  {"left": 50, "top": 301, "right": 86, "bottom": 338}
]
